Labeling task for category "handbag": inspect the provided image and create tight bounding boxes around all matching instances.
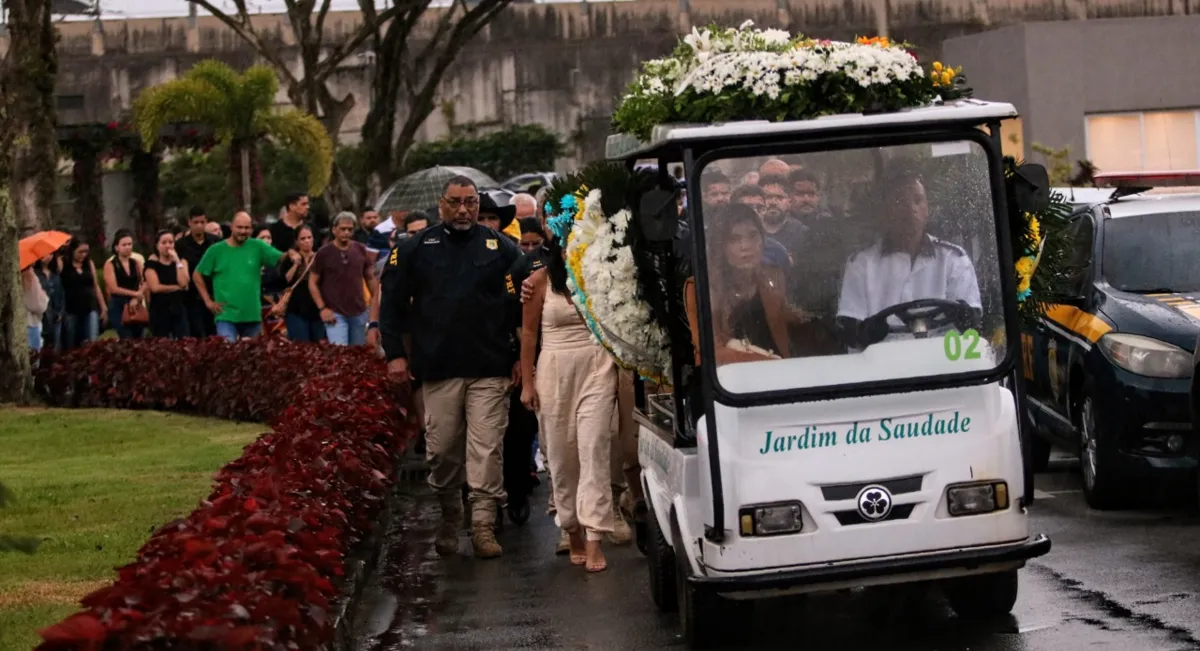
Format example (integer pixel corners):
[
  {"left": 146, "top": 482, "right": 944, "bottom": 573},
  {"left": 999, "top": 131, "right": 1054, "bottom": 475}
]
[
  {"left": 266, "top": 254, "right": 316, "bottom": 333},
  {"left": 274, "top": 254, "right": 315, "bottom": 314},
  {"left": 122, "top": 298, "right": 149, "bottom": 326}
]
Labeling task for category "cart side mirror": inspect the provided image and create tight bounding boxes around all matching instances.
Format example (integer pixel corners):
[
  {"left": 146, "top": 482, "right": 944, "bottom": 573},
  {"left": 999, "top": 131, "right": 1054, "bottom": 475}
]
[
  {"left": 636, "top": 188, "right": 679, "bottom": 243},
  {"left": 1012, "top": 163, "right": 1051, "bottom": 215}
]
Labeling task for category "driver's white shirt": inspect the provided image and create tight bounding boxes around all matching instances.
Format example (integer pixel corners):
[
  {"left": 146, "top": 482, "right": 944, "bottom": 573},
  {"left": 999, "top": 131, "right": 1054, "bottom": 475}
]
[{"left": 837, "top": 235, "right": 982, "bottom": 321}]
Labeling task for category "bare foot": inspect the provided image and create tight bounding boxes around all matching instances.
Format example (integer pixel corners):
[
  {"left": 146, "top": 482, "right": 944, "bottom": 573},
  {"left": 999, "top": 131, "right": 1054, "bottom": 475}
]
[
  {"left": 568, "top": 529, "right": 586, "bottom": 566},
  {"left": 585, "top": 539, "right": 607, "bottom": 573}
]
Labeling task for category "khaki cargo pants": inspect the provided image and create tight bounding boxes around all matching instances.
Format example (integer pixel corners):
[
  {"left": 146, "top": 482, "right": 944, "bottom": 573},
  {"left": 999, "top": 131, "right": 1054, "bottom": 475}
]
[
  {"left": 612, "top": 370, "right": 642, "bottom": 497},
  {"left": 423, "top": 376, "right": 510, "bottom": 526}
]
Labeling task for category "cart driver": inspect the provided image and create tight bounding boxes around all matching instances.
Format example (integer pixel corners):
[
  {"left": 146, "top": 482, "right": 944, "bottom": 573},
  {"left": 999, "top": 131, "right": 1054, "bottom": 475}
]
[{"left": 835, "top": 165, "right": 982, "bottom": 349}]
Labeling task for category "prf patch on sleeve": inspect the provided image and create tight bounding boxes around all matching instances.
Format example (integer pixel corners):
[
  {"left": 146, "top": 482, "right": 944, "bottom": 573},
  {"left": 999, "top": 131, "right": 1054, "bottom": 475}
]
[
  {"left": 388, "top": 247, "right": 399, "bottom": 266},
  {"left": 505, "top": 273, "right": 515, "bottom": 295}
]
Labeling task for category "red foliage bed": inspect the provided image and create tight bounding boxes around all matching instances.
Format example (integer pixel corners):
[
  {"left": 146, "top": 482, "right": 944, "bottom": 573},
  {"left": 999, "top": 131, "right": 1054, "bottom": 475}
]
[{"left": 31, "top": 337, "right": 417, "bottom": 650}]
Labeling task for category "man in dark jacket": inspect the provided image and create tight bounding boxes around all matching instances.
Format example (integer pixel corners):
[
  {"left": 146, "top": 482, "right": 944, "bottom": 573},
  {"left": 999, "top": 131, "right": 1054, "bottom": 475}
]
[{"left": 380, "top": 176, "right": 522, "bottom": 560}]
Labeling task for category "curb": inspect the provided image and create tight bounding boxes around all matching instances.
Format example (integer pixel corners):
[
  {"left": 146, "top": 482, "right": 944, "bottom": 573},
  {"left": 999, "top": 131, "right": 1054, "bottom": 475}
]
[{"left": 332, "top": 446, "right": 426, "bottom": 651}]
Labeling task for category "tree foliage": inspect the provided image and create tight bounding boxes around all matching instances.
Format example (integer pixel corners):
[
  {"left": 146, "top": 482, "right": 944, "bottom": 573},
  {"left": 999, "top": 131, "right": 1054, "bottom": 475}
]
[
  {"left": 185, "top": 0, "right": 514, "bottom": 211},
  {"left": 360, "top": 0, "right": 515, "bottom": 196},
  {"left": 133, "top": 60, "right": 334, "bottom": 211},
  {"left": 402, "top": 124, "right": 564, "bottom": 180},
  {"left": 160, "top": 141, "right": 344, "bottom": 228}
]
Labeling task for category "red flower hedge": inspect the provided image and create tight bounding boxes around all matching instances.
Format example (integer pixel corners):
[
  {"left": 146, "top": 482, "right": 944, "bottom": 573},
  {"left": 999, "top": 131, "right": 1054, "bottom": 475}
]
[{"left": 31, "top": 337, "right": 418, "bottom": 650}]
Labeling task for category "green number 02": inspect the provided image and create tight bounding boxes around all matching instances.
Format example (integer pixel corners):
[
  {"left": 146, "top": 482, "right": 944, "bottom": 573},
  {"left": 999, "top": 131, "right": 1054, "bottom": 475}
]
[{"left": 944, "top": 329, "right": 982, "bottom": 361}]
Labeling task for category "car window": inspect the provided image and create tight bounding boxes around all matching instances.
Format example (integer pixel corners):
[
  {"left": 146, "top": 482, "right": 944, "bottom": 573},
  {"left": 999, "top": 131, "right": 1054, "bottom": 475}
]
[{"left": 1102, "top": 210, "right": 1200, "bottom": 293}]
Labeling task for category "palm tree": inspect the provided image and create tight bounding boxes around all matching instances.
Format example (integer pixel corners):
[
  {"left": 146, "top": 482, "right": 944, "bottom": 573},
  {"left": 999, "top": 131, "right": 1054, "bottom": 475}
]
[{"left": 132, "top": 60, "right": 333, "bottom": 214}]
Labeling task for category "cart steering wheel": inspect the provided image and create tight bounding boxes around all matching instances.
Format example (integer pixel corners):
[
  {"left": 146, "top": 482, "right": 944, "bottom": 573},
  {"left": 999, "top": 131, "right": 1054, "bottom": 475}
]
[{"left": 867, "top": 298, "right": 974, "bottom": 339}]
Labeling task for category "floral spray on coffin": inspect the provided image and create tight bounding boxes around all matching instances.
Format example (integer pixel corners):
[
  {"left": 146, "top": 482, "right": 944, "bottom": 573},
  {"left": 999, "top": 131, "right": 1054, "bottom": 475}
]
[{"left": 611, "top": 21, "right": 971, "bottom": 143}]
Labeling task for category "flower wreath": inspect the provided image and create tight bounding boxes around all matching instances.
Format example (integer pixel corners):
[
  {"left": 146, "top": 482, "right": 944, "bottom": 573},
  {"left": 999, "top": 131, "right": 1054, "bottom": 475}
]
[
  {"left": 542, "top": 165, "right": 673, "bottom": 385},
  {"left": 1005, "top": 157, "right": 1076, "bottom": 328}
]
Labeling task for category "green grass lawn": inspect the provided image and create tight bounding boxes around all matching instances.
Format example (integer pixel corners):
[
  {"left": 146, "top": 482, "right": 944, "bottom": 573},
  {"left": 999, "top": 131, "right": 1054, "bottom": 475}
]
[{"left": 0, "top": 408, "right": 263, "bottom": 651}]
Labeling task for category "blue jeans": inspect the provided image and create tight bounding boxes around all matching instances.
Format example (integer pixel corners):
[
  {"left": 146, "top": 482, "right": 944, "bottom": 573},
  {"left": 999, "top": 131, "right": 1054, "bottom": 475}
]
[
  {"left": 285, "top": 314, "right": 326, "bottom": 342},
  {"left": 27, "top": 326, "right": 42, "bottom": 352},
  {"left": 108, "top": 296, "right": 145, "bottom": 340},
  {"left": 63, "top": 311, "right": 99, "bottom": 349},
  {"left": 326, "top": 311, "right": 368, "bottom": 346},
  {"left": 216, "top": 321, "right": 262, "bottom": 342}
]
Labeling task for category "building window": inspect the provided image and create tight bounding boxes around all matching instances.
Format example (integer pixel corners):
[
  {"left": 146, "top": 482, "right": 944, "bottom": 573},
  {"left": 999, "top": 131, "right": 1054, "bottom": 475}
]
[{"left": 1086, "top": 109, "right": 1199, "bottom": 173}]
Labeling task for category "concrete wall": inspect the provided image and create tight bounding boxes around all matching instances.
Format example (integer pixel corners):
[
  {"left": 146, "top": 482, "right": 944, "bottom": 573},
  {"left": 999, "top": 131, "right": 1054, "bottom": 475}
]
[
  {"left": 17, "top": 0, "right": 1200, "bottom": 172},
  {"left": 945, "top": 15, "right": 1200, "bottom": 162}
]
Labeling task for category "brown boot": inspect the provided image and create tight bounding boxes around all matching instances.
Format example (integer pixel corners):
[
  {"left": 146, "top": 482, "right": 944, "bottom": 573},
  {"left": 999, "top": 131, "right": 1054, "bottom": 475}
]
[
  {"left": 607, "top": 488, "right": 633, "bottom": 546},
  {"left": 435, "top": 494, "right": 463, "bottom": 557},
  {"left": 472, "top": 523, "right": 503, "bottom": 559},
  {"left": 555, "top": 529, "right": 571, "bottom": 555}
]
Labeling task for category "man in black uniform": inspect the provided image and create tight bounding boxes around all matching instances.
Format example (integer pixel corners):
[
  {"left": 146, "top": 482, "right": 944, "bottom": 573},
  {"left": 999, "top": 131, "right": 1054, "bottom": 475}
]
[
  {"left": 380, "top": 175, "right": 523, "bottom": 560},
  {"left": 503, "top": 223, "right": 550, "bottom": 527}
]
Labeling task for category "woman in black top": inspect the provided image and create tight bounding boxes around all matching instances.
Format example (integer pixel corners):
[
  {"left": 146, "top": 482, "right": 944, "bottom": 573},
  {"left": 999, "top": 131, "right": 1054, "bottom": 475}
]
[
  {"left": 60, "top": 239, "right": 107, "bottom": 349},
  {"left": 103, "top": 229, "right": 146, "bottom": 339},
  {"left": 277, "top": 225, "right": 325, "bottom": 342},
  {"left": 144, "top": 230, "right": 191, "bottom": 339}
]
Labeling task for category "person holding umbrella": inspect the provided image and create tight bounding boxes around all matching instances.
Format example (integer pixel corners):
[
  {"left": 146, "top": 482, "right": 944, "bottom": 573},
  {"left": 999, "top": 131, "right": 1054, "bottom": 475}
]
[{"left": 18, "top": 231, "right": 72, "bottom": 352}]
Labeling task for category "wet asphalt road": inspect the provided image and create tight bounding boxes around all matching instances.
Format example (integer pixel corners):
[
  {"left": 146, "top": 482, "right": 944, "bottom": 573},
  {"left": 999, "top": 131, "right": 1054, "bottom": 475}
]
[{"left": 352, "top": 452, "right": 1200, "bottom": 651}]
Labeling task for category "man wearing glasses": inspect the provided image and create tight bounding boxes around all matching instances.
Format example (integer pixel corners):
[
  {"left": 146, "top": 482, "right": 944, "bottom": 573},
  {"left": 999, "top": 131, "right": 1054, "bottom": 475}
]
[{"left": 379, "top": 176, "right": 523, "bottom": 560}]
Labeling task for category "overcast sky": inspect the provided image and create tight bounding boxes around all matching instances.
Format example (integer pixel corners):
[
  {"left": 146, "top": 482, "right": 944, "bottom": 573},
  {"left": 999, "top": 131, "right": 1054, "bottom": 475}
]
[{"left": 74, "top": 0, "right": 611, "bottom": 19}]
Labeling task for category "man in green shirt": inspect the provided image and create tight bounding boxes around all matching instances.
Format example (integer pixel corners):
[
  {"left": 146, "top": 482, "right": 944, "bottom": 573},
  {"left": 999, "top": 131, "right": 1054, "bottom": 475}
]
[{"left": 193, "top": 211, "right": 283, "bottom": 341}]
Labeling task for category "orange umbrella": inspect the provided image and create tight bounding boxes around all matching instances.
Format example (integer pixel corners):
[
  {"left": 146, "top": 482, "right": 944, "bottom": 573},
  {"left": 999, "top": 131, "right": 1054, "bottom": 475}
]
[{"left": 19, "top": 231, "right": 72, "bottom": 270}]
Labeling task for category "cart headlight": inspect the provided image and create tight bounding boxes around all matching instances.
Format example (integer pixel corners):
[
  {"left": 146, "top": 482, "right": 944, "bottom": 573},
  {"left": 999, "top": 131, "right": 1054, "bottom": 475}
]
[
  {"left": 739, "top": 502, "right": 803, "bottom": 536},
  {"left": 1099, "top": 334, "right": 1192, "bottom": 379},
  {"left": 946, "top": 481, "right": 1009, "bottom": 516}
]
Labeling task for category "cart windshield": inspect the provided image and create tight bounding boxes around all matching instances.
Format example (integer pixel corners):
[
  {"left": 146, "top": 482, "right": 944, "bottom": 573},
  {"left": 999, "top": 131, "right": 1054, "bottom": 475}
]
[{"left": 693, "top": 140, "right": 1008, "bottom": 395}]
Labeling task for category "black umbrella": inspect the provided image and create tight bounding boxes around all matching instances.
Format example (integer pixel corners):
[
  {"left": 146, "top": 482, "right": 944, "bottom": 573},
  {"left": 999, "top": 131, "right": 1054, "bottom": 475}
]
[{"left": 377, "top": 166, "right": 499, "bottom": 216}]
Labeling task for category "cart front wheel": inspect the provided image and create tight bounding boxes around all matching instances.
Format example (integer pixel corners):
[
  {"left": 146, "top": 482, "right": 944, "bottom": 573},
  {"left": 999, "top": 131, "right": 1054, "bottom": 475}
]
[
  {"left": 674, "top": 543, "right": 722, "bottom": 648},
  {"left": 944, "top": 570, "right": 1019, "bottom": 618},
  {"left": 645, "top": 502, "right": 677, "bottom": 612}
]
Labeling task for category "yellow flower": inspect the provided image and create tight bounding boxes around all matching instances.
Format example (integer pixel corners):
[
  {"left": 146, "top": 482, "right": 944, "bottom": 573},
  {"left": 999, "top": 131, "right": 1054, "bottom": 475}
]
[
  {"left": 856, "top": 36, "right": 890, "bottom": 47},
  {"left": 932, "top": 61, "right": 943, "bottom": 72},
  {"left": 941, "top": 70, "right": 953, "bottom": 85}
]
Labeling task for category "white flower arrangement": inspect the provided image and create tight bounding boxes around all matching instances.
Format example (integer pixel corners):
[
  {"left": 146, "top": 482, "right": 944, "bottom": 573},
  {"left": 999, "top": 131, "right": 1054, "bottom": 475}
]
[
  {"left": 563, "top": 189, "right": 673, "bottom": 384},
  {"left": 612, "top": 21, "right": 969, "bottom": 141}
]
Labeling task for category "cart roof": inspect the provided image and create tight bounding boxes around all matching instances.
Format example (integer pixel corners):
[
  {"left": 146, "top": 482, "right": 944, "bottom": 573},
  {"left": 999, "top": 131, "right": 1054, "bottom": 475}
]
[{"left": 605, "top": 99, "right": 1018, "bottom": 162}]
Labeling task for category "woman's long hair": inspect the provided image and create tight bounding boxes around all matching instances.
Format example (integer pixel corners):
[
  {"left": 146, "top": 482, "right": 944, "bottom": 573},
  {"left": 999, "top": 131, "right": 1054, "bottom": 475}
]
[{"left": 546, "top": 235, "right": 570, "bottom": 297}]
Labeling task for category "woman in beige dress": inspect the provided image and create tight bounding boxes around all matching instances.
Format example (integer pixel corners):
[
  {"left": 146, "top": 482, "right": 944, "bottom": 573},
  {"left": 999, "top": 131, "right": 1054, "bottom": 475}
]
[{"left": 520, "top": 241, "right": 617, "bottom": 572}]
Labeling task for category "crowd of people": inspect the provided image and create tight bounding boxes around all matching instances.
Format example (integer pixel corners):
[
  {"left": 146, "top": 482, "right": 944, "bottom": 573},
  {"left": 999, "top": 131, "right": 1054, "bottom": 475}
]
[
  {"left": 23, "top": 193, "right": 396, "bottom": 351},
  {"left": 19, "top": 179, "right": 643, "bottom": 572}
]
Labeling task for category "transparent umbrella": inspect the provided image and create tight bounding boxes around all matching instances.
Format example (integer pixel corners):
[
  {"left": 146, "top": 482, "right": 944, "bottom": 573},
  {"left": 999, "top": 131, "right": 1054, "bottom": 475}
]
[{"left": 377, "top": 166, "right": 499, "bottom": 216}]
